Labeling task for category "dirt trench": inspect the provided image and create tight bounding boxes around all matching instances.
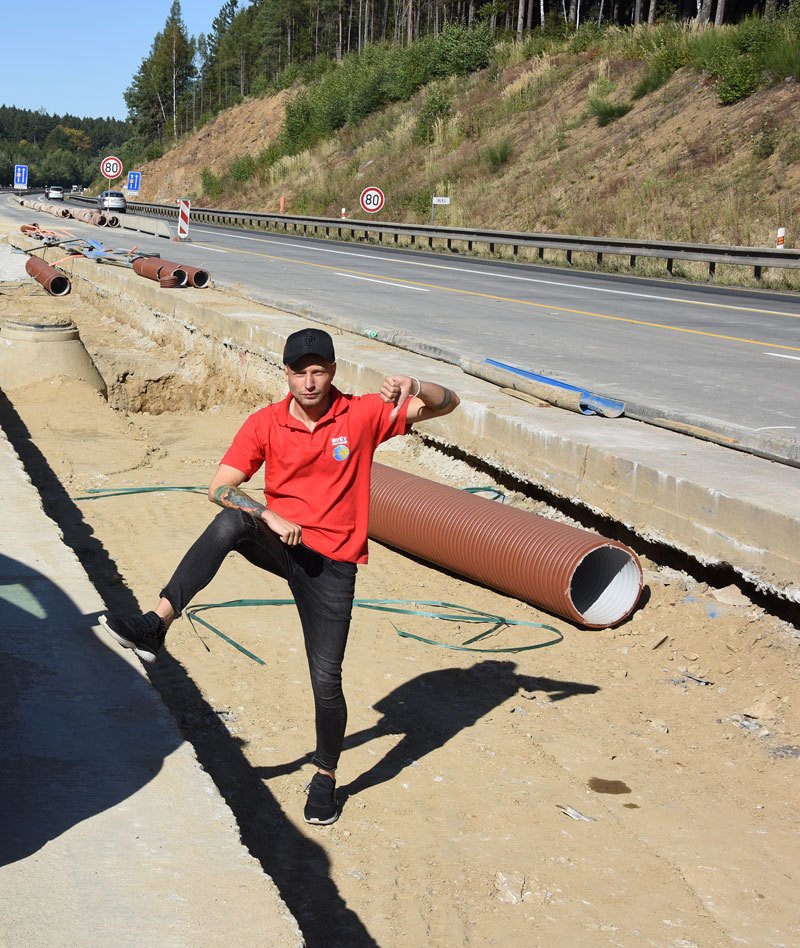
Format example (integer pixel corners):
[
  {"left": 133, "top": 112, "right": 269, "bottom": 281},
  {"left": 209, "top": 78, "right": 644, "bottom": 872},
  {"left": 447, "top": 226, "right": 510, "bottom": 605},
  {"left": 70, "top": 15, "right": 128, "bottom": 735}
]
[{"left": 1, "top": 267, "right": 799, "bottom": 948}]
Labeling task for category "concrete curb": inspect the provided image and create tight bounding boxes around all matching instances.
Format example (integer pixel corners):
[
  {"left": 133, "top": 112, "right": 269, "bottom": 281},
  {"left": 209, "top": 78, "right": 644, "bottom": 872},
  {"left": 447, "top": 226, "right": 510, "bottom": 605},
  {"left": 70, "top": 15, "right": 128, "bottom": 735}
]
[{"left": 117, "top": 213, "right": 172, "bottom": 240}]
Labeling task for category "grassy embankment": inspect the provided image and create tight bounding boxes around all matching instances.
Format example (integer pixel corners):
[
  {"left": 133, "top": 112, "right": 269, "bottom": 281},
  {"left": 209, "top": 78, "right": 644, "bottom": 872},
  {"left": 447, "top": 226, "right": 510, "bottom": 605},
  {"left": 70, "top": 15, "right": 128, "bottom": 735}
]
[{"left": 152, "top": 17, "right": 800, "bottom": 287}]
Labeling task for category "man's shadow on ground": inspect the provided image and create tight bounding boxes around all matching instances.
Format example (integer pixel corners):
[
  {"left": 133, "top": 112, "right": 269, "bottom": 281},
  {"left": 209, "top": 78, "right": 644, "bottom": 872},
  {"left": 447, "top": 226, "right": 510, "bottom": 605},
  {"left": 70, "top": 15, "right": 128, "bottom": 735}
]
[{"left": 257, "top": 660, "right": 600, "bottom": 808}]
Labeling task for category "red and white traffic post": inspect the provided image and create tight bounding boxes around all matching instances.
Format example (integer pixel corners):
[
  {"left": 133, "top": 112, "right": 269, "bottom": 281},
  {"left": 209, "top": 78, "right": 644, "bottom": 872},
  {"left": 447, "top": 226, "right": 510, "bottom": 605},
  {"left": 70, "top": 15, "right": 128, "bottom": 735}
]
[{"left": 177, "top": 199, "right": 191, "bottom": 241}]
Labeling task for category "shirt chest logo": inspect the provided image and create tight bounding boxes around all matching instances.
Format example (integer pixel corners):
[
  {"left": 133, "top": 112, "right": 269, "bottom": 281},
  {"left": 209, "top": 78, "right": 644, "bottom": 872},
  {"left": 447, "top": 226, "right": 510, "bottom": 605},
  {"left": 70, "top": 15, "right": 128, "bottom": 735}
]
[{"left": 331, "top": 436, "right": 350, "bottom": 462}]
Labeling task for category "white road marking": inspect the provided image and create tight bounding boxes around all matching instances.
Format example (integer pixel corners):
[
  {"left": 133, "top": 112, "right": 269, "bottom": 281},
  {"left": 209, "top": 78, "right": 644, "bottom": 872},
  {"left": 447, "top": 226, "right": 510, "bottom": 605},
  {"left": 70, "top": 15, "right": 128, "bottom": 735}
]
[
  {"left": 191, "top": 226, "right": 800, "bottom": 318},
  {"left": 336, "top": 273, "right": 429, "bottom": 292},
  {"left": 763, "top": 352, "right": 800, "bottom": 361},
  {"left": 189, "top": 244, "right": 228, "bottom": 253}
]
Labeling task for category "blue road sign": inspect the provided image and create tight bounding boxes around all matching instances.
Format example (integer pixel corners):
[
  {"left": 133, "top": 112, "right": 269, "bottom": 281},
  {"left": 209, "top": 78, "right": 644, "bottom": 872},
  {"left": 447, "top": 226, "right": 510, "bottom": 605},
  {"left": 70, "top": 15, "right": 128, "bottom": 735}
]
[
  {"left": 14, "top": 164, "right": 28, "bottom": 187},
  {"left": 127, "top": 171, "right": 141, "bottom": 192}
]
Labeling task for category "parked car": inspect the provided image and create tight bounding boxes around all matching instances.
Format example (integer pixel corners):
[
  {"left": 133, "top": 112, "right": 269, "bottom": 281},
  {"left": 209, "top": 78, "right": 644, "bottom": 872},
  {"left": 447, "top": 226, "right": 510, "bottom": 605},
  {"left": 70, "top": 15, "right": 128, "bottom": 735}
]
[
  {"left": 46, "top": 185, "right": 64, "bottom": 201},
  {"left": 97, "top": 190, "right": 127, "bottom": 213}
]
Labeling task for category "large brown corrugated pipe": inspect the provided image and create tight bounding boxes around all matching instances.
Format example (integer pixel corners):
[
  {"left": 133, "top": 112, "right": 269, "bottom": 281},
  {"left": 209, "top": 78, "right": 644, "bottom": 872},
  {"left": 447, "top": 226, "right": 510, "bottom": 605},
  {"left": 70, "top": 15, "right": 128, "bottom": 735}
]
[
  {"left": 132, "top": 257, "right": 187, "bottom": 287},
  {"left": 369, "top": 463, "right": 643, "bottom": 629},
  {"left": 155, "top": 260, "right": 189, "bottom": 287},
  {"left": 133, "top": 257, "right": 160, "bottom": 279},
  {"left": 25, "top": 256, "right": 71, "bottom": 297},
  {"left": 179, "top": 264, "right": 210, "bottom": 288}
]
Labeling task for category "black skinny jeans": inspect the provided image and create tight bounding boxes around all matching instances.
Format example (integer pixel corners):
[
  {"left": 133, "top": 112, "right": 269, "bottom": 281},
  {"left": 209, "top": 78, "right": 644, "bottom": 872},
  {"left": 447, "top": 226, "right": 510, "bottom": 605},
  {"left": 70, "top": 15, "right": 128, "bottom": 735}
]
[{"left": 160, "top": 508, "right": 358, "bottom": 772}]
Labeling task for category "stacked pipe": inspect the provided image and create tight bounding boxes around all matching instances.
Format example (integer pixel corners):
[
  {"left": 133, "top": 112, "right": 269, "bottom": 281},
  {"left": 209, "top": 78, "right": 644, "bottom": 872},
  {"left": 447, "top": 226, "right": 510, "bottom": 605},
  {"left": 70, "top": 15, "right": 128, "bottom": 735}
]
[
  {"left": 368, "top": 463, "right": 643, "bottom": 629},
  {"left": 70, "top": 207, "right": 107, "bottom": 226},
  {"left": 132, "top": 256, "right": 187, "bottom": 287},
  {"left": 131, "top": 256, "right": 209, "bottom": 288},
  {"left": 25, "top": 256, "right": 71, "bottom": 297}
]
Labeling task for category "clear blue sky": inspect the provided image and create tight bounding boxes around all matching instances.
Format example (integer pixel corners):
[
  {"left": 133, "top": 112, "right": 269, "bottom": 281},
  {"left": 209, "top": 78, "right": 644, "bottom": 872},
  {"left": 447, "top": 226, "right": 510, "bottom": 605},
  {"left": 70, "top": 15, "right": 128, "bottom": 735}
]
[{"left": 0, "top": 0, "right": 225, "bottom": 120}]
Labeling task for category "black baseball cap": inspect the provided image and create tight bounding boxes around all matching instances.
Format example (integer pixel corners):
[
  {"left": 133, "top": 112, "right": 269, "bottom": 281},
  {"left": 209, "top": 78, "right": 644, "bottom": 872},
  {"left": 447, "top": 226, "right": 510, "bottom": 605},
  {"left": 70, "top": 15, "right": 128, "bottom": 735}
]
[{"left": 282, "top": 328, "right": 336, "bottom": 366}]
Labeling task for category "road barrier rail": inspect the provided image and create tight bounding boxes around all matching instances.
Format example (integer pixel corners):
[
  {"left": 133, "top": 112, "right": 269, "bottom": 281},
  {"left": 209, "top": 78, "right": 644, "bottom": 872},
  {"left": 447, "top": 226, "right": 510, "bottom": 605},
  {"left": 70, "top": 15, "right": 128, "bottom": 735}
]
[{"left": 69, "top": 195, "right": 800, "bottom": 280}]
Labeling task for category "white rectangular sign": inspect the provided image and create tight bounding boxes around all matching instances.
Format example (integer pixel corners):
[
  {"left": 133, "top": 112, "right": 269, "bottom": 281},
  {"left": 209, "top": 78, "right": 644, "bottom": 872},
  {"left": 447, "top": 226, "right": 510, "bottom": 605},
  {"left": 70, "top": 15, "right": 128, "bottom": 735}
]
[{"left": 432, "top": 196, "right": 450, "bottom": 205}]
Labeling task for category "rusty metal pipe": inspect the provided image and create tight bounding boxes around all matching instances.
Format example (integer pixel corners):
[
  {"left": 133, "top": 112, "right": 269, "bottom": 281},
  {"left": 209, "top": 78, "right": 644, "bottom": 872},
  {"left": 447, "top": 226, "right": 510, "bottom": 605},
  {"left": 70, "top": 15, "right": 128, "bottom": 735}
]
[
  {"left": 132, "top": 257, "right": 187, "bottom": 287},
  {"left": 153, "top": 260, "right": 189, "bottom": 287},
  {"left": 369, "top": 463, "right": 643, "bottom": 629},
  {"left": 25, "top": 256, "right": 71, "bottom": 297},
  {"left": 179, "top": 264, "right": 210, "bottom": 288},
  {"left": 132, "top": 257, "right": 164, "bottom": 280}
]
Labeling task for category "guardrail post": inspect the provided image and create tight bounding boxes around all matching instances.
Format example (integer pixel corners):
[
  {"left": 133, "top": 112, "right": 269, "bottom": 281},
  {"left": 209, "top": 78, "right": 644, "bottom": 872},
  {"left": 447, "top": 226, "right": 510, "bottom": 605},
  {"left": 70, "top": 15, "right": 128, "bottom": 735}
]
[
  {"left": 630, "top": 254, "right": 637, "bottom": 268},
  {"left": 468, "top": 240, "right": 473, "bottom": 251},
  {"left": 708, "top": 260, "right": 716, "bottom": 279},
  {"left": 427, "top": 236, "right": 433, "bottom": 248},
  {"left": 596, "top": 252, "right": 603, "bottom": 265},
  {"left": 754, "top": 265, "right": 762, "bottom": 279},
  {"left": 538, "top": 247, "right": 544, "bottom": 260},
  {"left": 512, "top": 244, "right": 518, "bottom": 256},
  {"left": 489, "top": 242, "right": 495, "bottom": 254},
  {"left": 566, "top": 250, "right": 573, "bottom": 265},
  {"left": 667, "top": 258, "right": 673, "bottom": 274}
]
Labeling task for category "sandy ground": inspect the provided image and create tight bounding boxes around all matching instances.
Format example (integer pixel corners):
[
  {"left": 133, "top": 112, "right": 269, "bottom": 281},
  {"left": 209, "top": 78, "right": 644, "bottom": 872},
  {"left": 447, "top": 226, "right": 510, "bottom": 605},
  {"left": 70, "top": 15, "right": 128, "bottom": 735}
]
[{"left": 1, "top": 256, "right": 799, "bottom": 948}]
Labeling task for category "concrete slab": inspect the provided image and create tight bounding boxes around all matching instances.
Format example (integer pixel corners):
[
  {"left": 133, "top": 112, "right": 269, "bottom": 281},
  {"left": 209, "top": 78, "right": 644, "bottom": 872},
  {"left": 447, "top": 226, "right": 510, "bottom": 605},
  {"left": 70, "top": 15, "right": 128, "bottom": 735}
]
[{"left": 0, "top": 427, "right": 303, "bottom": 946}]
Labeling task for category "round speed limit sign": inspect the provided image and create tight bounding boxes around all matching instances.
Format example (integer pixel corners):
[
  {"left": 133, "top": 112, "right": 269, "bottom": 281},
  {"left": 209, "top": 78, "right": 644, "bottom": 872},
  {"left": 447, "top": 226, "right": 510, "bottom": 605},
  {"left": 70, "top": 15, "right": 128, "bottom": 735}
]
[
  {"left": 100, "top": 155, "right": 123, "bottom": 180},
  {"left": 359, "top": 186, "right": 385, "bottom": 214}
]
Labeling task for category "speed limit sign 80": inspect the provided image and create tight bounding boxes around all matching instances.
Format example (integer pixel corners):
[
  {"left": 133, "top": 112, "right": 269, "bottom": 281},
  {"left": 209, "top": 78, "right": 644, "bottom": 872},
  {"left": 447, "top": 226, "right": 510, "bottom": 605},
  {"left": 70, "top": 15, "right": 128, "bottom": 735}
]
[
  {"left": 100, "top": 155, "right": 123, "bottom": 180},
  {"left": 359, "top": 186, "right": 385, "bottom": 214}
]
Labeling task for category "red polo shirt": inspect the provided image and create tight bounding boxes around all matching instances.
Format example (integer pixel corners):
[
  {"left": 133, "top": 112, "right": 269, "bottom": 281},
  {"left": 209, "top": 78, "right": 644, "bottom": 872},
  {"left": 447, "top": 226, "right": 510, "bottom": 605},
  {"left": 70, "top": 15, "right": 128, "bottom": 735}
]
[{"left": 220, "top": 387, "right": 410, "bottom": 563}]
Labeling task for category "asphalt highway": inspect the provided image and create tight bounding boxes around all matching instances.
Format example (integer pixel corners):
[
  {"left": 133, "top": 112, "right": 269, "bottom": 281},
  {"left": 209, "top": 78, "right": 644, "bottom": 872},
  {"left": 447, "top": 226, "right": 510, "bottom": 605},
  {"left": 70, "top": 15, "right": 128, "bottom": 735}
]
[{"left": 6, "top": 197, "right": 800, "bottom": 444}]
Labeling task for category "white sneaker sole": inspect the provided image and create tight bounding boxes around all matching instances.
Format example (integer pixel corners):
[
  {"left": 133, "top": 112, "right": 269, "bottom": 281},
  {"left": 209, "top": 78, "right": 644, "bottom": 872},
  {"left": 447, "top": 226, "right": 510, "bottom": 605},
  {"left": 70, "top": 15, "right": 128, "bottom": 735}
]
[{"left": 99, "top": 614, "right": 159, "bottom": 664}]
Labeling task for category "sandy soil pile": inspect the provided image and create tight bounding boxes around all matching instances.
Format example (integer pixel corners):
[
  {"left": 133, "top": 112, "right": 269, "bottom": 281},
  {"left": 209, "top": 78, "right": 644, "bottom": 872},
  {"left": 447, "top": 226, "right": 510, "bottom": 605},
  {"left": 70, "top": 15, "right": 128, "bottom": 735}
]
[{"left": 1, "top": 261, "right": 799, "bottom": 946}]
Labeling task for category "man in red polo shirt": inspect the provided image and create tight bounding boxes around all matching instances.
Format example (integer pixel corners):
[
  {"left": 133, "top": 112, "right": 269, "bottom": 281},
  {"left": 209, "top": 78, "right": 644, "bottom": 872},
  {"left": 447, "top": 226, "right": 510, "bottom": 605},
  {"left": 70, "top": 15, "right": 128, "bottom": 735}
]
[{"left": 100, "top": 327, "right": 459, "bottom": 825}]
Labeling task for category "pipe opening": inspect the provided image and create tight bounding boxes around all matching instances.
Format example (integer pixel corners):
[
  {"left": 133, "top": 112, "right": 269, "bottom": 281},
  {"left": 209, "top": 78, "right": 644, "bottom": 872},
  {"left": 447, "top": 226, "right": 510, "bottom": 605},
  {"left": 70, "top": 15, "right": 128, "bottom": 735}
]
[
  {"left": 48, "top": 274, "right": 70, "bottom": 296},
  {"left": 570, "top": 546, "right": 642, "bottom": 626}
]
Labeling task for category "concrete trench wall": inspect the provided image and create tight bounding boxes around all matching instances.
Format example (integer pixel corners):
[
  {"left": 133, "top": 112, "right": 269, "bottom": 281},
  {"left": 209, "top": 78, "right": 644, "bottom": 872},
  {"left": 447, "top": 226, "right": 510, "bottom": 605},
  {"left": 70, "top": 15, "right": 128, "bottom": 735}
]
[{"left": 14, "top": 237, "right": 800, "bottom": 603}]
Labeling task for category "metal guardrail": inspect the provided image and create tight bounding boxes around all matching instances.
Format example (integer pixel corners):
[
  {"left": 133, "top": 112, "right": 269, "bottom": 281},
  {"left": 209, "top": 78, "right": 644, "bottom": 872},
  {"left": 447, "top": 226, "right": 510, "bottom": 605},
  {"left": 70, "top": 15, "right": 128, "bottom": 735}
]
[{"left": 70, "top": 195, "right": 800, "bottom": 280}]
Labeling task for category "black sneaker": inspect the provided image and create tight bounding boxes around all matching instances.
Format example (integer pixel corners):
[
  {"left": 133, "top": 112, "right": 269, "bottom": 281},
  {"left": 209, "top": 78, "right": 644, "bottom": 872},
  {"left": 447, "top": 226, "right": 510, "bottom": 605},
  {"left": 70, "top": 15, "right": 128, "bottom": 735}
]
[
  {"left": 304, "top": 773, "right": 339, "bottom": 825},
  {"left": 99, "top": 611, "right": 166, "bottom": 664}
]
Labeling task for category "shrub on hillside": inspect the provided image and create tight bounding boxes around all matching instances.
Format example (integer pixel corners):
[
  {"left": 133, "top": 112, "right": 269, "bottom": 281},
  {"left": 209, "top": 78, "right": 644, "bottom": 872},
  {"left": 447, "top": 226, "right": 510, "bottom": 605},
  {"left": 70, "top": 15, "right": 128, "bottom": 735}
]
[
  {"left": 229, "top": 154, "right": 256, "bottom": 183},
  {"left": 200, "top": 167, "right": 223, "bottom": 199},
  {"left": 587, "top": 96, "right": 632, "bottom": 125},
  {"left": 481, "top": 136, "right": 513, "bottom": 171},
  {"left": 435, "top": 24, "right": 492, "bottom": 77},
  {"left": 762, "top": 35, "right": 800, "bottom": 82},
  {"left": 413, "top": 86, "right": 452, "bottom": 144}
]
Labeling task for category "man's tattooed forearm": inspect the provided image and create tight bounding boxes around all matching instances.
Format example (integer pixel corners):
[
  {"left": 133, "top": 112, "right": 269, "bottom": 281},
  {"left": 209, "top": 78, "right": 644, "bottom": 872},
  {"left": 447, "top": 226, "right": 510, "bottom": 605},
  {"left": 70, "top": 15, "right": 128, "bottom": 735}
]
[
  {"left": 212, "top": 485, "right": 266, "bottom": 516},
  {"left": 434, "top": 388, "right": 453, "bottom": 411}
]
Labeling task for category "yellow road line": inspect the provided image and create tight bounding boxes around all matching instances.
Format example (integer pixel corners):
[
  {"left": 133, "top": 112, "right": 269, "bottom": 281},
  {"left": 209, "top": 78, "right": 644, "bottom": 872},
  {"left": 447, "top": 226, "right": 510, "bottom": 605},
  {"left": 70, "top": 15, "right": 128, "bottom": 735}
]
[{"left": 210, "top": 244, "right": 800, "bottom": 354}]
